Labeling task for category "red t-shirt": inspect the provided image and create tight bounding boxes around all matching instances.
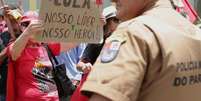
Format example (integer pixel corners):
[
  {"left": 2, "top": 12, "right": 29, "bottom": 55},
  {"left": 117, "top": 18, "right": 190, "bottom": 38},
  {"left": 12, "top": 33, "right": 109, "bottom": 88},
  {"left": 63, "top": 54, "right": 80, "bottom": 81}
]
[
  {"left": 71, "top": 74, "right": 89, "bottom": 101},
  {"left": 11, "top": 43, "right": 60, "bottom": 101}
]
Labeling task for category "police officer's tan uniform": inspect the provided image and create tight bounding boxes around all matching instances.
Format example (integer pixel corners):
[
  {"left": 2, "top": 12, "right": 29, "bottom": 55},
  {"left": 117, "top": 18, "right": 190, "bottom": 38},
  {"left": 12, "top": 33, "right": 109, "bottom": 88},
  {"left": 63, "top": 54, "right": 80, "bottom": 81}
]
[{"left": 81, "top": 1, "right": 201, "bottom": 101}]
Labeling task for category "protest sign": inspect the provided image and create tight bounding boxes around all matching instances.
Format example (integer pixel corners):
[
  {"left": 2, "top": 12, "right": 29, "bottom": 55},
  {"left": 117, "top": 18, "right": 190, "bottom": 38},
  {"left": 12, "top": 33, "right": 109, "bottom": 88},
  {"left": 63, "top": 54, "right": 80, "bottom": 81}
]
[{"left": 36, "top": 0, "right": 103, "bottom": 43}]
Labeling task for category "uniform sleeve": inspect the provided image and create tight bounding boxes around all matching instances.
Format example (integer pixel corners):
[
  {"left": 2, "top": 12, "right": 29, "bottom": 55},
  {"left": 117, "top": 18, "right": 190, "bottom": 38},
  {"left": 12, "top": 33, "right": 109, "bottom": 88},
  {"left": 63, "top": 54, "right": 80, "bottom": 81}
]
[{"left": 81, "top": 29, "right": 148, "bottom": 101}]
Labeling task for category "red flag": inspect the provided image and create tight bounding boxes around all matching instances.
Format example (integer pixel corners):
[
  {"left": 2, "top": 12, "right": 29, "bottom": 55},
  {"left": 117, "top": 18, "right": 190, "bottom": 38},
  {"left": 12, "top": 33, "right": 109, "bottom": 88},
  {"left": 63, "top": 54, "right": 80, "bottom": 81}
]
[
  {"left": 176, "top": 0, "right": 199, "bottom": 23},
  {"left": 71, "top": 74, "right": 89, "bottom": 101},
  {"left": 96, "top": 0, "right": 103, "bottom": 5}
]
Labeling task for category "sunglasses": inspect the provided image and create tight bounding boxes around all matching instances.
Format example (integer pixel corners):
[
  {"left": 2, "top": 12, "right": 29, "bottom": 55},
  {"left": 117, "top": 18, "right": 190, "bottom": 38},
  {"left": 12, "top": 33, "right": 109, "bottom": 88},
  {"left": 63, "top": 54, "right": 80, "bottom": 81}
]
[{"left": 20, "top": 21, "right": 30, "bottom": 27}]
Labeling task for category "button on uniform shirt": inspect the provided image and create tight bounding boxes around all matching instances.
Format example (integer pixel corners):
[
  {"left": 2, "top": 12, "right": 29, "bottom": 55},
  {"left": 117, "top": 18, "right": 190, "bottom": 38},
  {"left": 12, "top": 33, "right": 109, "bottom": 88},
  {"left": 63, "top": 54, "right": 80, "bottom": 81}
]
[{"left": 81, "top": 1, "right": 201, "bottom": 101}]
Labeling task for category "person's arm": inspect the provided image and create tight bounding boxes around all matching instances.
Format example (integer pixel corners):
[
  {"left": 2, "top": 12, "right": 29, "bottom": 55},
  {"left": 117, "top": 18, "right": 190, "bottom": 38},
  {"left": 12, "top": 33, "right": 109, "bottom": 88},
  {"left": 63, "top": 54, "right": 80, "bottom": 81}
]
[
  {"left": 0, "top": 47, "right": 7, "bottom": 63},
  {"left": 10, "top": 30, "right": 29, "bottom": 61},
  {"left": 76, "top": 43, "right": 104, "bottom": 73},
  {"left": 3, "top": 6, "right": 22, "bottom": 40},
  {"left": 10, "top": 20, "right": 43, "bottom": 61},
  {"left": 76, "top": 61, "right": 92, "bottom": 74}
]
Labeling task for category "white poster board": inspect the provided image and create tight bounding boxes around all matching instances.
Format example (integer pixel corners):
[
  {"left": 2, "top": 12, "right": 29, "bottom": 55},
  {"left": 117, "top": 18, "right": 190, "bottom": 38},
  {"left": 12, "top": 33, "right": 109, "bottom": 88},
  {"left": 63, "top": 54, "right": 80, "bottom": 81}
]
[{"left": 36, "top": 0, "right": 103, "bottom": 43}]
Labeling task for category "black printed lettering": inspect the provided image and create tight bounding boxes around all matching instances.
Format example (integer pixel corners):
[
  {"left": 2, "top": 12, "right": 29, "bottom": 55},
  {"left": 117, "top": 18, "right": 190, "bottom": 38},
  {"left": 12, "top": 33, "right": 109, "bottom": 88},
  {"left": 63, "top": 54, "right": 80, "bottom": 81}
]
[
  {"left": 73, "top": 0, "right": 80, "bottom": 8},
  {"left": 63, "top": 0, "right": 71, "bottom": 7},
  {"left": 173, "top": 76, "right": 188, "bottom": 87},
  {"left": 176, "top": 61, "right": 201, "bottom": 73},
  {"left": 82, "top": 0, "right": 90, "bottom": 9},
  {"left": 44, "top": 12, "right": 74, "bottom": 24},
  {"left": 77, "top": 14, "right": 96, "bottom": 27},
  {"left": 42, "top": 28, "right": 71, "bottom": 39},
  {"left": 73, "top": 28, "right": 95, "bottom": 40},
  {"left": 173, "top": 77, "right": 181, "bottom": 87},
  {"left": 54, "top": 0, "right": 61, "bottom": 6}
]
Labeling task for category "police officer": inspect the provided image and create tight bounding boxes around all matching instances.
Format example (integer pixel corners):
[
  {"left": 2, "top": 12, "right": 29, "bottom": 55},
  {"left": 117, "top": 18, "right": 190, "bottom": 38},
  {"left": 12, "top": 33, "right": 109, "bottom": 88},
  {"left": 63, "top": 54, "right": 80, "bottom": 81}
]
[{"left": 81, "top": 0, "right": 201, "bottom": 101}]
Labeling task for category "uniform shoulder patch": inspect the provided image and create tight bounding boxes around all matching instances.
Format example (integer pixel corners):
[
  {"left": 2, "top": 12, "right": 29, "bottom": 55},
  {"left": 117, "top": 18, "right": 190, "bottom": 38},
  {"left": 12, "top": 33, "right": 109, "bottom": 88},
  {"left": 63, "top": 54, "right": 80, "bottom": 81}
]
[
  {"left": 100, "top": 34, "right": 126, "bottom": 63},
  {"left": 100, "top": 40, "right": 122, "bottom": 63}
]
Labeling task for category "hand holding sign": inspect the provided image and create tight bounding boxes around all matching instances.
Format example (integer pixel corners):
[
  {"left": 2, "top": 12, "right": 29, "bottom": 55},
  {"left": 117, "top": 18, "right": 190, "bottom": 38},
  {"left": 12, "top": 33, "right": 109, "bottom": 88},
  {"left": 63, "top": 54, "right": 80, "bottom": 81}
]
[{"left": 24, "top": 20, "right": 44, "bottom": 37}]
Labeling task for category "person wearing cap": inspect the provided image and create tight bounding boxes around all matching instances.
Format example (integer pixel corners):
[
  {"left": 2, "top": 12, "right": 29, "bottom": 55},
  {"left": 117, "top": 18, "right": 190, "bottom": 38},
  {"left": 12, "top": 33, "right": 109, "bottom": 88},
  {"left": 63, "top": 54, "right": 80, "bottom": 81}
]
[
  {"left": 69, "top": 5, "right": 120, "bottom": 101},
  {"left": 20, "top": 11, "right": 38, "bottom": 32},
  {"left": 6, "top": 11, "right": 77, "bottom": 101},
  {"left": 76, "top": 5, "right": 119, "bottom": 73},
  {"left": 80, "top": 0, "right": 201, "bottom": 101}
]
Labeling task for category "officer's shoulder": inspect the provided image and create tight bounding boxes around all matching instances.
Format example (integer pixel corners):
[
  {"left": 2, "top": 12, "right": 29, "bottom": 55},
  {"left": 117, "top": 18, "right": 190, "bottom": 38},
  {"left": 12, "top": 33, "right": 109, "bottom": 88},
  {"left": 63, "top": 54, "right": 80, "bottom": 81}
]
[{"left": 112, "top": 17, "right": 156, "bottom": 43}]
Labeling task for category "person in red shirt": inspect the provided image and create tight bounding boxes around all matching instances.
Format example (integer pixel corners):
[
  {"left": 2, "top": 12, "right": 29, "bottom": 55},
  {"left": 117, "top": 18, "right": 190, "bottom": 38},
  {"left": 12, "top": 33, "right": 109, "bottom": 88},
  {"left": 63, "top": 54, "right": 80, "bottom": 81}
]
[{"left": 6, "top": 11, "right": 76, "bottom": 101}]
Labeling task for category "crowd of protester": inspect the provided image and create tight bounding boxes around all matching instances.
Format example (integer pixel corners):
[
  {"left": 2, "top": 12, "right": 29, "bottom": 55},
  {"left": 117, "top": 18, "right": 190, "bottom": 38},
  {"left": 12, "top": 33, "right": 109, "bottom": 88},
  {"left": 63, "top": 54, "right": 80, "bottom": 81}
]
[
  {"left": 0, "top": 2, "right": 120, "bottom": 101},
  {"left": 0, "top": 0, "right": 201, "bottom": 101}
]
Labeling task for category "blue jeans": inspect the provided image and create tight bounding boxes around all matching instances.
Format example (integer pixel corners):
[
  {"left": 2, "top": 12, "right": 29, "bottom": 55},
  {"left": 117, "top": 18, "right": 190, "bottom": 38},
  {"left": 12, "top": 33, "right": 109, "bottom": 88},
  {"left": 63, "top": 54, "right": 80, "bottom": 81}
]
[{"left": 0, "top": 95, "right": 6, "bottom": 101}]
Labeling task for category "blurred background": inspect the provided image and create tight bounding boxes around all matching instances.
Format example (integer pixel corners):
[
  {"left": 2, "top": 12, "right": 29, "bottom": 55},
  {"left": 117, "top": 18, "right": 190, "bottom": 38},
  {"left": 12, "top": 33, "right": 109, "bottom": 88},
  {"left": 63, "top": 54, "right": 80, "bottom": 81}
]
[
  {"left": 4, "top": 0, "right": 111, "bottom": 11},
  {"left": 2, "top": 0, "right": 201, "bottom": 17}
]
